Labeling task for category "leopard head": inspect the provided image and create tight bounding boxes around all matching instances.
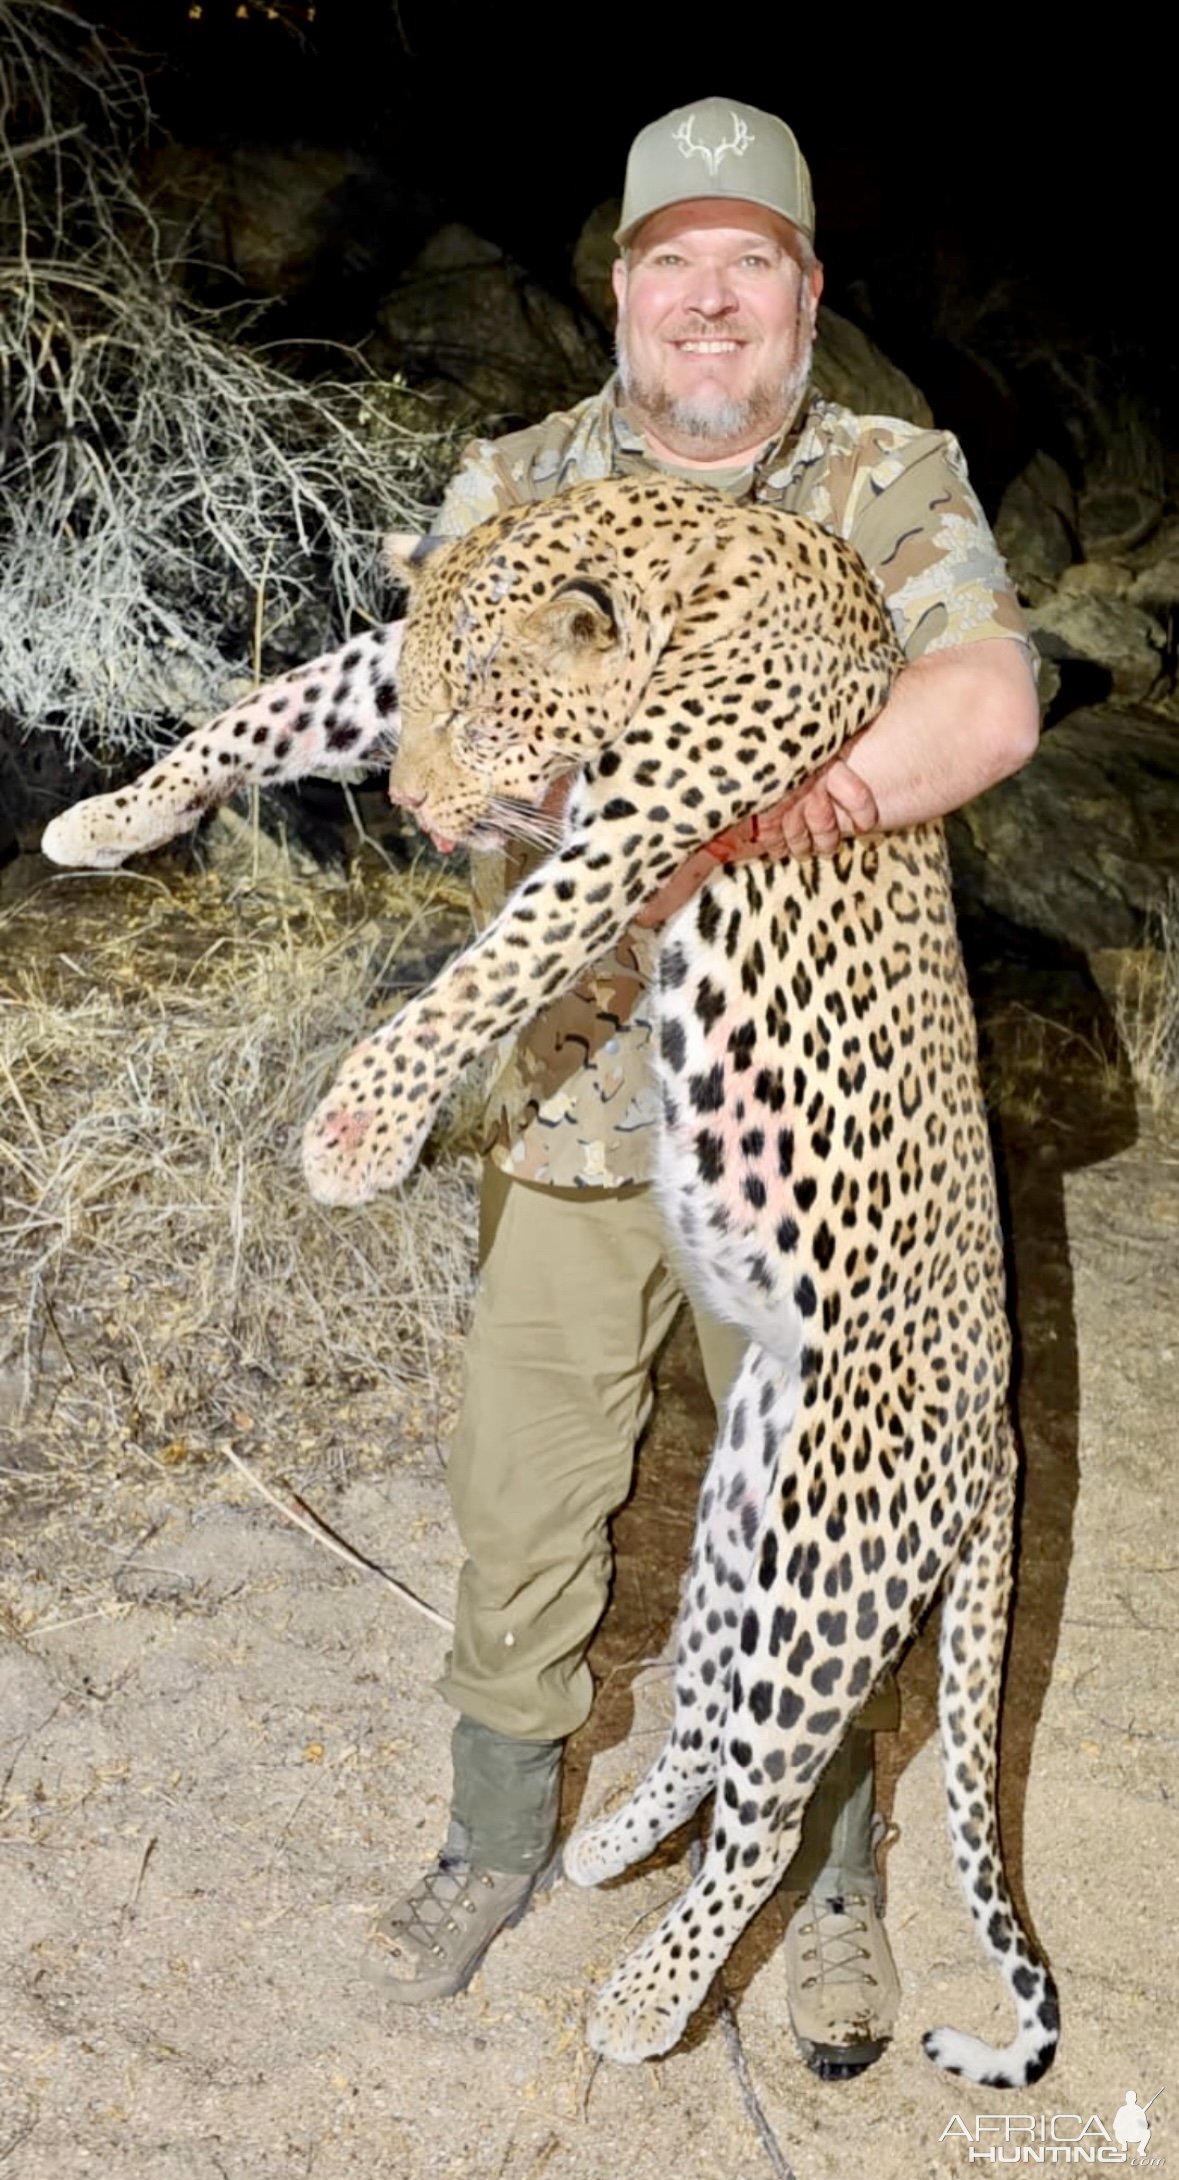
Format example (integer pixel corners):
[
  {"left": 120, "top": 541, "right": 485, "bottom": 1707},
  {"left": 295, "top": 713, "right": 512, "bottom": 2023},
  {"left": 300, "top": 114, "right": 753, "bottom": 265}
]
[{"left": 384, "top": 509, "right": 671, "bottom": 853}]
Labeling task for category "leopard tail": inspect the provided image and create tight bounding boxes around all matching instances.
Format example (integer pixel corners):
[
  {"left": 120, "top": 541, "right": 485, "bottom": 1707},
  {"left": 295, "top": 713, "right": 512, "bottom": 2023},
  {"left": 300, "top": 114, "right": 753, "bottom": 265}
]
[{"left": 924, "top": 1433, "right": 1060, "bottom": 2087}]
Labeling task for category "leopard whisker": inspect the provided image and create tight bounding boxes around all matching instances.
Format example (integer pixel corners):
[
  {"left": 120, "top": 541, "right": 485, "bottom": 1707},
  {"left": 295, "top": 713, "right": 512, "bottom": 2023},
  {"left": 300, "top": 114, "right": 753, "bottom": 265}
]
[{"left": 486, "top": 797, "right": 566, "bottom": 851}]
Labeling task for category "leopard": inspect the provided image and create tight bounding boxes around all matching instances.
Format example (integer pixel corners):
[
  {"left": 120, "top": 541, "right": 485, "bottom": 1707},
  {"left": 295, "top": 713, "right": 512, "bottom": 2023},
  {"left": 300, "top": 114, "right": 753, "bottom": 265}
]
[{"left": 44, "top": 475, "right": 1059, "bottom": 2085}]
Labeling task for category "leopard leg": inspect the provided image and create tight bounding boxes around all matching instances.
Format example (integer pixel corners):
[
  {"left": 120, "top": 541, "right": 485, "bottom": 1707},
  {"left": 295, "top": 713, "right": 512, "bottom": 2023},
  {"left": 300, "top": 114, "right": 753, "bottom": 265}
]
[
  {"left": 924, "top": 1422, "right": 1060, "bottom": 2088},
  {"left": 584, "top": 1639, "right": 856, "bottom": 2064},
  {"left": 588, "top": 1817, "right": 795, "bottom": 2063},
  {"left": 564, "top": 1345, "right": 799, "bottom": 1887},
  {"left": 41, "top": 626, "right": 403, "bottom": 869},
  {"left": 584, "top": 1449, "right": 957, "bottom": 2065}
]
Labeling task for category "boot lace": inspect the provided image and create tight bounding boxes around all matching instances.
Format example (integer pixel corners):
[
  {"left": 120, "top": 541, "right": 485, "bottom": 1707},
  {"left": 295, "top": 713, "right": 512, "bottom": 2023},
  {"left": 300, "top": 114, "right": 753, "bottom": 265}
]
[
  {"left": 796, "top": 1893, "right": 880, "bottom": 1991},
  {"left": 394, "top": 1856, "right": 499, "bottom": 1957}
]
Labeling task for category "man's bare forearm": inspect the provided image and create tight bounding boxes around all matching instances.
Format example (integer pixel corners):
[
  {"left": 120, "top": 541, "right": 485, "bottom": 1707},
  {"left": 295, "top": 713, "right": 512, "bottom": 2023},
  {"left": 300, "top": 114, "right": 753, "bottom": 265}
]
[
  {"left": 837, "top": 636, "right": 1040, "bottom": 833},
  {"left": 635, "top": 636, "right": 1040, "bottom": 926}
]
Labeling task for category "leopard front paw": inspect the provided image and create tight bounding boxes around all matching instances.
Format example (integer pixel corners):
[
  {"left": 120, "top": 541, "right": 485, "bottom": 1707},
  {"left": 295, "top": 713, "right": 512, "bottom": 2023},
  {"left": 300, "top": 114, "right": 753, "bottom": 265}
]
[
  {"left": 301, "top": 1036, "right": 435, "bottom": 1205},
  {"left": 586, "top": 1947, "right": 696, "bottom": 2064},
  {"left": 42, "top": 796, "right": 143, "bottom": 869},
  {"left": 564, "top": 1804, "right": 657, "bottom": 1888}
]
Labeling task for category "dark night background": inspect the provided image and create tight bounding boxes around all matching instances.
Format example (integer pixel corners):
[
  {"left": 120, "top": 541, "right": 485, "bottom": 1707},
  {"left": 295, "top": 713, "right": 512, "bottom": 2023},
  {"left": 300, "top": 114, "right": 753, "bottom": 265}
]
[
  {"left": 78, "top": 0, "right": 1173, "bottom": 506},
  {"left": 4, "top": 0, "right": 1176, "bottom": 942}
]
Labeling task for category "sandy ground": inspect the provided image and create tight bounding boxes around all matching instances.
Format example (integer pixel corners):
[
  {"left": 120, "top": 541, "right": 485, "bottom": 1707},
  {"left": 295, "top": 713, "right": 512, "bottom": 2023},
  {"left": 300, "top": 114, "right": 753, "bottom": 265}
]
[{"left": 1, "top": 877, "right": 1177, "bottom": 2180}]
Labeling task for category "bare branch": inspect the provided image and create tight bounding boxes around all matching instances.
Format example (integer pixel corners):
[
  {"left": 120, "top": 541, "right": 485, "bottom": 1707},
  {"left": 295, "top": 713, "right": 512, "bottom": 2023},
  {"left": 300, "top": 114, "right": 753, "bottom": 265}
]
[{"left": 0, "top": 3, "right": 462, "bottom": 765}]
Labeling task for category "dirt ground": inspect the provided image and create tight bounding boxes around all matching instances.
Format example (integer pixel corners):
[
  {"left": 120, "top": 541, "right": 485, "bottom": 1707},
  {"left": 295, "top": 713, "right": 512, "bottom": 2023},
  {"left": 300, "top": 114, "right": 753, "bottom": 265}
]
[{"left": 1, "top": 860, "right": 1176, "bottom": 2180}]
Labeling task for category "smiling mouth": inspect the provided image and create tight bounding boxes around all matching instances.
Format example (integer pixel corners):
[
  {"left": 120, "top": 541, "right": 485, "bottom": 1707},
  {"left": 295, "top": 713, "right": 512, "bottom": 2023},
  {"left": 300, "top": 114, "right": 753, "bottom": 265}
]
[{"left": 674, "top": 338, "right": 745, "bottom": 354}]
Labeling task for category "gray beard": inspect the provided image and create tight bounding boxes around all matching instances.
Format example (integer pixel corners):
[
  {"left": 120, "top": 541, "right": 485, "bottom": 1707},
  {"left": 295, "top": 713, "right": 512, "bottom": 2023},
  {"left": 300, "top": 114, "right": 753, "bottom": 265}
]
[{"left": 615, "top": 315, "right": 813, "bottom": 454}]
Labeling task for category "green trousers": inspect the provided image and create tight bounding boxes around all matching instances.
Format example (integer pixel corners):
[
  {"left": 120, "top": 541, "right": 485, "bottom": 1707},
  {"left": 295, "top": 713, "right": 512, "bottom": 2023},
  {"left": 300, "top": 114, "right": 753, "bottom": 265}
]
[{"left": 440, "top": 1162, "right": 898, "bottom": 1747}]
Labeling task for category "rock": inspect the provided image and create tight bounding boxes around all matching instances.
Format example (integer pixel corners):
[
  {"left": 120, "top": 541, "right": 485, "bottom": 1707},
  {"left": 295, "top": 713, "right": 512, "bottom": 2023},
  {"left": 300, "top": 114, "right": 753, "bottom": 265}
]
[
  {"left": 995, "top": 451, "right": 1078, "bottom": 601},
  {"left": 141, "top": 144, "right": 434, "bottom": 318},
  {"left": 1121, "top": 521, "right": 1179, "bottom": 623},
  {"left": 810, "top": 309, "right": 933, "bottom": 428},
  {"left": 371, "top": 223, "right": 611, "bottom": 424},
  {"left": 112, "top": 1565, "right": 198, "bottom": 1607},
  {"left": 988, "top": 337, "right": 1166, "bottom": 559},
  {"left": 1079, "top": 461, "right": 1164, "bottom": 559},
  {"left": 1059, "top": 368, "right": 1164, "bottom": 558},
  {"left": 197, "top": 805, "right": 327, "bottom": 882},
  {"left": 947, "top": 704, "right": 1179, "bottom": 951},
  {"left": 571, "top": 199, "right": 621, "bottom": 326},
  {"left": 1056, "top": 562, "right": 1132, "bottom": 599},
  {"left": 1028, "top": 586, "right": 1164, "bottom": 709},
  {"left": 1129, "top": 556, "right": 1179, "bottom": 614}
]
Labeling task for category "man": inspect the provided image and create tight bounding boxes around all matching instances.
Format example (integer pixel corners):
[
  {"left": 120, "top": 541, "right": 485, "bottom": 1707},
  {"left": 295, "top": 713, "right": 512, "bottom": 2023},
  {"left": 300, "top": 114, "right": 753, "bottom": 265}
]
[{"left": 365, "top": 97, "right": 1039, "bottom": 2079}]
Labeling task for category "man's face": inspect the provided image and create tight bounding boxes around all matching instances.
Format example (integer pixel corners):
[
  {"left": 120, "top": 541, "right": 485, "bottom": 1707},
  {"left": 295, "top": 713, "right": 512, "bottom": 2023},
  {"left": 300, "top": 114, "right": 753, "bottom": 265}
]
[{"left": 612, "top": 199, "right": 822, "bottom": 463}]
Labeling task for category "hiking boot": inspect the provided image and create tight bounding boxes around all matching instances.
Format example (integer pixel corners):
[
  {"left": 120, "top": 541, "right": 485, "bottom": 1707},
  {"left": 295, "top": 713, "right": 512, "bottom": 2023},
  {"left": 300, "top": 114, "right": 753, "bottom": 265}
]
[
  {"left": 363, "top": 1720, "right": 562, "bottom": 2004},
  {"left": 778, "top": 1728, "right": 900, "bottom": 2079},
  {"left": 363, "top": 1845, "right": 553, "bottom": 2003},
  {"left": 780, "top": 1884, "right": 901, "bottom": 2080}
]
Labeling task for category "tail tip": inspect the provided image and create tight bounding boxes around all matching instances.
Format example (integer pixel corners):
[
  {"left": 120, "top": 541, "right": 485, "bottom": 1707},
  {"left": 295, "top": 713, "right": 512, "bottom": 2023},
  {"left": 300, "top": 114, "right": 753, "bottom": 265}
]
[{"left": 923, "top": 2021, "right": 1059, "bottom": 2089}]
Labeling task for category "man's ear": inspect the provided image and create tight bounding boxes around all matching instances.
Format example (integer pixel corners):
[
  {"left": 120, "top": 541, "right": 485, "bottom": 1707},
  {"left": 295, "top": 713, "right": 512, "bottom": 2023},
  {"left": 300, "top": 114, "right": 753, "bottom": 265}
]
[
  {"left": 805, "top": 256, "right": 824, "bottom": 335},
  {"left": 384, "top": 532, "right": 453, "bottom": 587},
  {"left": 522, "top": 579, "right": 620, "bottom": 667}
]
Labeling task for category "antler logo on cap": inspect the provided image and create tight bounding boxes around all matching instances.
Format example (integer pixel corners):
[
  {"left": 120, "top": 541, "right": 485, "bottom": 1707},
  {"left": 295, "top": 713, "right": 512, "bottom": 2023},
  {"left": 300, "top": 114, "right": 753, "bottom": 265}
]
[{"left": 670, "top": 111, "right": 755, "bottom": 176}]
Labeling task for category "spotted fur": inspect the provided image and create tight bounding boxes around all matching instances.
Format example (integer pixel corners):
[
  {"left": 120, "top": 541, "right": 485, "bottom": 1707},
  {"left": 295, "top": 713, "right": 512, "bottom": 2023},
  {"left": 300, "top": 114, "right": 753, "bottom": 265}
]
[
  {"left": 45, "top": 477, "right": 1058, "bottom": 2082},
  {"left": 41, "top": 629, "right": 404, "bottom": 870}
]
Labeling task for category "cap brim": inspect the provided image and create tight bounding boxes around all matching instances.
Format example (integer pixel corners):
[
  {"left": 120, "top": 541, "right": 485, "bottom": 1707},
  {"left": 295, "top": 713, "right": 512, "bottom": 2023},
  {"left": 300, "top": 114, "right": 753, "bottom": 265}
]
[{"left": 614, "top": 191, "right": 815, "bottom": 248}]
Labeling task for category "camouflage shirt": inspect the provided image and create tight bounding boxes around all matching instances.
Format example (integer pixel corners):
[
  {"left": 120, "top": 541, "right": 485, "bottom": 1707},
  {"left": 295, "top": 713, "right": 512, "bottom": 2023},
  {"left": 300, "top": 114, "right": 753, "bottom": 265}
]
[{"left": 433, "top": 380, "right": 1030, "bottom": 1187}]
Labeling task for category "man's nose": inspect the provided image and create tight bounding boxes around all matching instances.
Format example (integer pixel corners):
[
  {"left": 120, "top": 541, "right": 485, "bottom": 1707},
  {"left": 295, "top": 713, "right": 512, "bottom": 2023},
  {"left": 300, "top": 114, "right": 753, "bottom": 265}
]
[{"left": 682, "top": 263, "right": 739, "bottom": 315}]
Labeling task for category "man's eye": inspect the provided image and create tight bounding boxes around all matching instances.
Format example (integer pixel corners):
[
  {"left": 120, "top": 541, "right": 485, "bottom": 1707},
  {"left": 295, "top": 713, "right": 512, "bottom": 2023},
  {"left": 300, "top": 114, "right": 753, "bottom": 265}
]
[{"left": 740, "top": 253, "right": 773, "bottom": 269}]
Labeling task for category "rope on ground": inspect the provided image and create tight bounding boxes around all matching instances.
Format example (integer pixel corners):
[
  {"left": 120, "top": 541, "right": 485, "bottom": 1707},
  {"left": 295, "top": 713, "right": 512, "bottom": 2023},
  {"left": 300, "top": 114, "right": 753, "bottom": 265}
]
[{"left": 223, "top": 1444, "right": 454, "bottom": 1632}]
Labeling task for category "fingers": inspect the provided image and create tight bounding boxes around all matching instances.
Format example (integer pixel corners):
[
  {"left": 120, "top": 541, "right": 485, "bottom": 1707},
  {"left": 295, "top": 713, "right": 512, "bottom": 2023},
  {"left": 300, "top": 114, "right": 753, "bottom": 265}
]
[
  {"left": 783, "top": 781, "right": 842, "bottom": 857},
  {"left": 824, "top": 758, "right": 879, "bottom": 835},
  {"left": 634, "top": 758, "right": 882, "bottom": 927},
  {"left": 767, "top": 762, "right": 881, "bottom": 859}
]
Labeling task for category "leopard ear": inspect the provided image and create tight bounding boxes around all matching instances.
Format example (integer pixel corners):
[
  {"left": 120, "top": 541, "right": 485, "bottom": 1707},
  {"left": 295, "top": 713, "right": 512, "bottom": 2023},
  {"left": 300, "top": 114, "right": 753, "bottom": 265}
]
[
  {"left": 384, "top": 532, "right": 453, "bottom": 587},
  {"left": 523, "top": 579, "right": 620, "bottom": 663}
]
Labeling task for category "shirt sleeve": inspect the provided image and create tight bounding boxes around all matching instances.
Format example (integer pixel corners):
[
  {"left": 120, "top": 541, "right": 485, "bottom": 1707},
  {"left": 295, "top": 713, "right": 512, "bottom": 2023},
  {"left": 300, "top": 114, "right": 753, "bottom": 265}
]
[
  {"left": 432, "top": 438, "right": 523, "bottom": 537},
  {"left": 844, "top": 428, "right": 1031, "bottom": 663}
]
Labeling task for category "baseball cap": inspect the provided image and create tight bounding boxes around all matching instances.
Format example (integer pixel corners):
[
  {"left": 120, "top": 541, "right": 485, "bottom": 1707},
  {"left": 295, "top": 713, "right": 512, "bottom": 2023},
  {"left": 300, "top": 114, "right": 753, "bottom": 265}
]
[{"left": 615, "top": 98, "right": 814, "bottom": 248}]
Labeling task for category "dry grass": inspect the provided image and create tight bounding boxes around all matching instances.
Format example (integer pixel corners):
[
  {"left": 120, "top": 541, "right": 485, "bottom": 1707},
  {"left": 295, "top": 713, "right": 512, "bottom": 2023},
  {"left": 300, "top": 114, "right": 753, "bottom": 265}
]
[
  {"left": 1114, "top": 887, "right": 1179, "bottom": 1139},
  {"left": 0, "top": 849, "right": 482, "bottom": 1456},
  {"left": 977, "top": 997, "right": 1123, "bottom": 1138},
  {"left": 0, "top": 1, "right": 456, "bottom": 764}
]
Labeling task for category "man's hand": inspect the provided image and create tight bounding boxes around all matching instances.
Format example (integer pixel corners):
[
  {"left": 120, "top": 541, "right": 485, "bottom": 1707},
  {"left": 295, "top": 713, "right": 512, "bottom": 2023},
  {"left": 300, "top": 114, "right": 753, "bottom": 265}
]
[
  {"left": 635, "top": 753, "right": 878, "bottom": 929},
  {"left": 634, "top": 636, "right": 1039, "bottom": 932}
]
